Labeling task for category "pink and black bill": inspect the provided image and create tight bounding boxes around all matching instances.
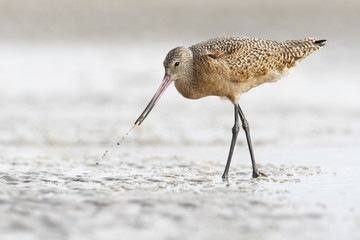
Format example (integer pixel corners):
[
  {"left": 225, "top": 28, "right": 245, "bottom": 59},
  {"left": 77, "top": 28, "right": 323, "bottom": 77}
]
[{"left": 135, "top": 75, "right": 173, "bottom": 125}]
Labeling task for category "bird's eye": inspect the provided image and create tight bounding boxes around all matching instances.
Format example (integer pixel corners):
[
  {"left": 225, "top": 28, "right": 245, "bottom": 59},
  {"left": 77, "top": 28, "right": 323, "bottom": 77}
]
[{"left": 174, "top": 61, "right": 180, "bottom": 67}]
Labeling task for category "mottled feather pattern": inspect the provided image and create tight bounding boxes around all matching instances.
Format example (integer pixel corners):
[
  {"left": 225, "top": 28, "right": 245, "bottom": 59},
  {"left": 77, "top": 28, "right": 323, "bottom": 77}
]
[
  {"left": 190, "top": 37, "right": 323, "bottom": 71},
  {"left": 135, "top": 36, "right": 325, "bottom": 178},
  {"left": 163, "top": 37, "right": 325, "bottom": 103}
]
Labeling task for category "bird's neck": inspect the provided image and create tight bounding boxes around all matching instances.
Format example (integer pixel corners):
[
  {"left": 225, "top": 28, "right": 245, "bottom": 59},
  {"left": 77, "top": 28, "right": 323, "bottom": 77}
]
[{"left": 174, "top": 63, "right": 199, "bottom": 99}]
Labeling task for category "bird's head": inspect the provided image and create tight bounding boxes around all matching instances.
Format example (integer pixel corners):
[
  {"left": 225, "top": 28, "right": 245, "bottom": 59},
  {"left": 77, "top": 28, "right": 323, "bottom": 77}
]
[
  {"left": 134, "top": 46, "right": 193, "bottom": 126},
  {"left": 163, "top": 46, "right": 193, "bottom": 82}
]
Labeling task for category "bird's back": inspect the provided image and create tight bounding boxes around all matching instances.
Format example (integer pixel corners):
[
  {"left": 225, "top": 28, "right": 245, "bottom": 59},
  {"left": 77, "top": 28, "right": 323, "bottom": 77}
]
[
  {"left": 188, "top": 37, "right": 326, "bottom": 103},
  {"left": 190, "top": 37, "right": 324, "bottom": 65}
]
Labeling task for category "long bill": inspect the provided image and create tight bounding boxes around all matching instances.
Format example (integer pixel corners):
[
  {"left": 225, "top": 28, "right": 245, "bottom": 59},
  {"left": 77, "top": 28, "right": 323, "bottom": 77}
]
[{"left": 135, "top": 75, "right": 173, "bottom": 126}]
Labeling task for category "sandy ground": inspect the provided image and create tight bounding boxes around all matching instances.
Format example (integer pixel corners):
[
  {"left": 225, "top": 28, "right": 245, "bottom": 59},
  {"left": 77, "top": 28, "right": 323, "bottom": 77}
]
[
  {"left": 1, "top": 0, "right": 360, "bottom": 239},
  {"left": 1, "top": 144, "right": 360, "bottom": 240}
]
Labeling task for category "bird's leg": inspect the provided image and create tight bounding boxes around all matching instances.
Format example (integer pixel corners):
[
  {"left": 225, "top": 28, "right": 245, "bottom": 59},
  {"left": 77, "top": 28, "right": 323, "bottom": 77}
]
[
  {"left": 237, "top": 104, "right": 267, "bottom": 178},
  {"left": 222, "top": 104, "right": 240, "bottom": 180}
]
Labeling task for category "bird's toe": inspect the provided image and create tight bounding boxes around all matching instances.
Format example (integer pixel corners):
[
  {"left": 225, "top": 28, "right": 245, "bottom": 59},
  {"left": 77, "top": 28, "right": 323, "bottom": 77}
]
[{"left": 252, "top": 170, "right": 267, "bottom": 178}]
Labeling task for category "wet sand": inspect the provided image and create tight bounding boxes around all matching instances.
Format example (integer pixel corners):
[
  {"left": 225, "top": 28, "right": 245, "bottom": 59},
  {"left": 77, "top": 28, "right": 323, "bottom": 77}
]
[{"left": 1, "top": 143, "right": 360, "bottom": 240}]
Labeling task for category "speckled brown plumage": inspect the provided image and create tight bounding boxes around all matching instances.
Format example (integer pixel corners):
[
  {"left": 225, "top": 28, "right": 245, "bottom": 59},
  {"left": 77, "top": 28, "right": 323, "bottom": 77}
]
[
  {"left": 164, "top": 37, "right": 326, "bottom": 103},
  {"left": 135, "top": 36, "right": 326, "bottom": 178}
]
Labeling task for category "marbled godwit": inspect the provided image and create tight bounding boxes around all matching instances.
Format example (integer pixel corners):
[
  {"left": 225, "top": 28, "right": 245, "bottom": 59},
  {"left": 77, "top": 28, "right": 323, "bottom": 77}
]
[{"left": 135, "top": 37, "right": 326, "bottom": 179}]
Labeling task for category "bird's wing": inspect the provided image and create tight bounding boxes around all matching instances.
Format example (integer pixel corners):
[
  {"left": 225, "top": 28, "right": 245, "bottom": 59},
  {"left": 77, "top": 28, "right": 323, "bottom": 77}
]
[
  {"left": 191, "top": 37, "right": 325, "bottom": 60},
  {"left": 191, "top": 37, "right": 325, "bottom": 83},
  {"left": 189, "top": 36, "right": 248, "bottom": 58},
  {"left": 191, "top": 37, "right": 278, "bottom": 81}
]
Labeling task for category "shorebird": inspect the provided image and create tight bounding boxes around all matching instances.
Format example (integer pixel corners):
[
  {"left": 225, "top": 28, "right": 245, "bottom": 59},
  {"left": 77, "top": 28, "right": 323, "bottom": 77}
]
[{"left": 135, "top": 37, "right": 326, "bottom": 179}]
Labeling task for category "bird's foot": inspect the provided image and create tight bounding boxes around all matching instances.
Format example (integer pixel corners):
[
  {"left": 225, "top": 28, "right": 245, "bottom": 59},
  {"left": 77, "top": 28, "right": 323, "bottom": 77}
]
[
  {"left": 252, "top": 170, "right": 267, "bottom": 178},
  {"left": 221, "top": 173, "right": 228, "bottom": 180}
]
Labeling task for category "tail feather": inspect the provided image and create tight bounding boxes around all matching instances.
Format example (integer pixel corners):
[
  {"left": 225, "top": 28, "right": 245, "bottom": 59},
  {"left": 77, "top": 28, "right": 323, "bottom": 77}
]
[
  {"left": 289, "top": 38, "right": 326, "bottom": 63},
  {"left": 314, "top": 39, "right": 327, "bottom": 47}
]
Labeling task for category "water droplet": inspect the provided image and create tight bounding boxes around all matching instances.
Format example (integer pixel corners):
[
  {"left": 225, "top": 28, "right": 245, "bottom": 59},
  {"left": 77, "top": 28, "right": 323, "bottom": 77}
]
[
  {"left": 116, "top": 124, "right": 136, "bottom": 146},
  {"left": 101, "top": 150, "right": 108, "bottom": 160}
]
